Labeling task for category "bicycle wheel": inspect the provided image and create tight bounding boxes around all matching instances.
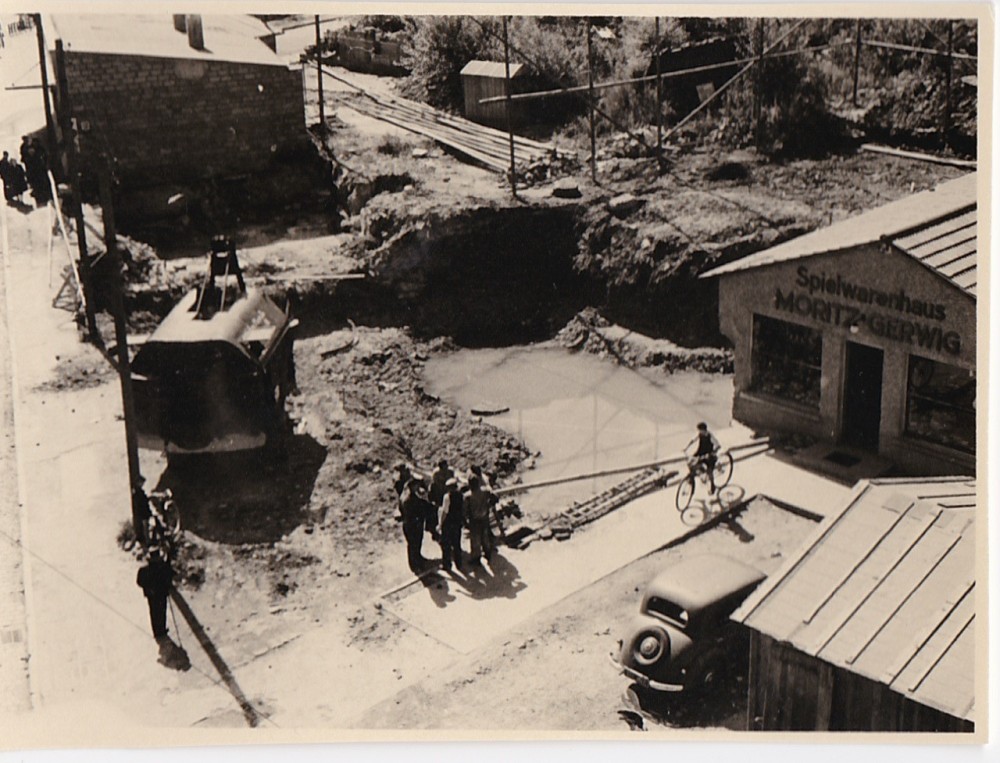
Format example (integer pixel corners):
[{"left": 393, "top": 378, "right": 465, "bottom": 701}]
[
  {"left": 681, "top": 505, "right": 706, "bottom": 527},
  {"left": 675, "top": 476, "right": 695, "bottom": 511},
  {"left": 713, "top": 452, "right": 734, "bottom": 489},
  {"left": 159, "top": 499, "right": 182, "bottom": 539}
]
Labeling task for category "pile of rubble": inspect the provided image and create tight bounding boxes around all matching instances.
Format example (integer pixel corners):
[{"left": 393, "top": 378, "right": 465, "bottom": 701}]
[{"left": 556, "top": 309, "right": 733, "bottom": 374}]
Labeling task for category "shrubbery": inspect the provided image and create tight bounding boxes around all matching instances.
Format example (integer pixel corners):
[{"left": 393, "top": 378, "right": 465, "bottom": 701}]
[{"left": 392, "top": 15, "right": 975, "bottom": 157}]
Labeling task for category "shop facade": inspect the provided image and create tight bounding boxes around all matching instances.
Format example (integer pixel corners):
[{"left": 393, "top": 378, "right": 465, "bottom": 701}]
[{"left": 704, "top": 174, "right": 977, "bottom": 476}]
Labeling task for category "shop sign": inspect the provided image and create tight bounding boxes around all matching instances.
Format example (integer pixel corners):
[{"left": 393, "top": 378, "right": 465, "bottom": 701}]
[{"left": 772, "top": 266, "right": 961, "bottom": 355}]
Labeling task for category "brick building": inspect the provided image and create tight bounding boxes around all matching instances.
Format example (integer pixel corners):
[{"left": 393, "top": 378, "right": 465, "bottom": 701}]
[{"left": 48, "top": 13, "right": 311, "bottom": 221}]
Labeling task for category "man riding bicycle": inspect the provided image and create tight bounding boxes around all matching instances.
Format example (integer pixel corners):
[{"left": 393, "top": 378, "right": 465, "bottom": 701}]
[{"left": 684, "top": 422, "right": 721, "bottom": 495}]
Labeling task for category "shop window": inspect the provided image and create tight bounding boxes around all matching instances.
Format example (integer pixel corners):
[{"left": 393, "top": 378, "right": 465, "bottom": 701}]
[
  {"left": 750, "top": 315, "right": 822, "bottom": 408},
  {"left": 905, "top": 356, "right": 975, "bottom": 454}
]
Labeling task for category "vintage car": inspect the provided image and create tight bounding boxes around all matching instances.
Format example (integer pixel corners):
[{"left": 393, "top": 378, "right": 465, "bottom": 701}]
[
  {"left": 131, "top": 241, "right": 297, "bottom": 458},
  {"left": 611, "top": 554, "right": 766, "bottom": 693}
]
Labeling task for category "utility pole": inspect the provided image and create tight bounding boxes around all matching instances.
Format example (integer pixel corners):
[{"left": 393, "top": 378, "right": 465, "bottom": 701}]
[
  {"left": 852, "top": 19, "right": 863, "bottom": 106},
  {"left": 754, "top": 18, "right": 764, "bottom": 150},
  {"left": 587, "top": 20, "right": 596, "bottom": 182},
  {"left": 32, "top": 14, "right": 56, "bottom": 159},
  {"left": 54, "top": 39, "right": 98, "bottom": 340},
  {"left": 654, "top": 17, "right": 663, "bottom": 173},
  {"left": 314, "top": 15, "right": 325, "bottom": 135},
  {"left": 502, "top": 17, "right": 517, "bottom": 198},
  {"left": 943, "top": 19, "right": 954, "bottom": 146},
  {"left": 97, "top": 163, "right": 144, "bottom": 535}
]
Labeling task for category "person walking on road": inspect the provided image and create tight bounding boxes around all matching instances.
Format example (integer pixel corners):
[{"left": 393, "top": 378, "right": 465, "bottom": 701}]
[
  {"left": 399, "top": 477, "right": 436, "bottom": 573},
  {"left": 438, "top": 477, "right": 465, "bottom": 572},
  {"left": 465, "top": 475, "right": 496, "bottom": 566}
]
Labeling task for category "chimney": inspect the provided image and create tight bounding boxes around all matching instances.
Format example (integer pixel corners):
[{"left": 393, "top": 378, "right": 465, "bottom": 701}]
[
  {"left": 186, "top": 14, "right": 204, "bottom": 50},
  {"left": 172, "top": 14, "right": 186, "bottom": 33}
]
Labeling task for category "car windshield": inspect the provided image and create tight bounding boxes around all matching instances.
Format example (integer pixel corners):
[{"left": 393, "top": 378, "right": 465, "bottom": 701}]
[{"left": 646, "top": 596, "right": 690, "bottom": 628}]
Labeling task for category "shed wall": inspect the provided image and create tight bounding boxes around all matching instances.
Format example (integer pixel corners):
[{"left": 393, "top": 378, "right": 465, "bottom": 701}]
[
  {"left": 462, "top": 74, "right": 527, "bottom": 128},
  {"left": 748, "top": 633, "right": 973, "bottom": 732}
]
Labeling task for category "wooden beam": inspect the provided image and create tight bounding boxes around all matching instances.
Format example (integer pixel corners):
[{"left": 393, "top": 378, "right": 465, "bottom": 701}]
[{"left": 860, "top": 143, "right": 976, "bottom": 168}]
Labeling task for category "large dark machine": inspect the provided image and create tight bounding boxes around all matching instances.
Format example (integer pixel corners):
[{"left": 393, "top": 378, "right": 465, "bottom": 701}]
[{"left": 131, "top": 238, "right": 297, "bottom": 457}]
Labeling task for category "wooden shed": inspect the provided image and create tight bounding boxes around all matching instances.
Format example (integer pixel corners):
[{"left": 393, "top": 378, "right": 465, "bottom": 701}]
[
  {"left": 732, "top": 477, "right": 977, "bottom": 733},
  {"left": 460, "top": 60, "right": 527, "bottom": 129}
]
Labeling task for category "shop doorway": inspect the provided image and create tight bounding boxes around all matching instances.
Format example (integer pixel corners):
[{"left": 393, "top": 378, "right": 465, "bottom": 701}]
[{"left": 842, "top": 342, "right": 884, "bottom": 450}]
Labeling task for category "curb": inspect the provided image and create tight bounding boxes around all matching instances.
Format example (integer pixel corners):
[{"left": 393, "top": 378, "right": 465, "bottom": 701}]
[{"left": 1, "top": 197, "right": 39, "bottom": 710}]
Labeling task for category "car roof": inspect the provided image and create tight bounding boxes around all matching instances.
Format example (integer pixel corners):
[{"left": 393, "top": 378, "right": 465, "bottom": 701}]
[{"left": 645, "top": 554, "right": 767, "bottom": 613}]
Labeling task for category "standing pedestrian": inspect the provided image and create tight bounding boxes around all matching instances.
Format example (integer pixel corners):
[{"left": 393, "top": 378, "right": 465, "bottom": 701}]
[
  {"left": 137, "top": 555, "right": 173, "bottom": 641},
  {"left": 465, "top": 475, "right": 496, "bottom": 565},
  {"left": 24, "top": 139, "right": 50, "bottom": 206},
  {"left": 429, "top": 459, "right": 453, "bottom": 507},
  {"left": 399, "top": 477, "right": 435, "bottom": 573},
  {"left": 438, "top": 477, "right": 465, "bottom": 571},
  {"left": 0, "top": 151, "right": 15, "bottom": 203}
]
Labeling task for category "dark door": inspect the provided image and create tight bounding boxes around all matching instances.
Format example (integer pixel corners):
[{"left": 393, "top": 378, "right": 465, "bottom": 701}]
[{"left": 842, "top": 342, "right": 884, "bottom": 450}]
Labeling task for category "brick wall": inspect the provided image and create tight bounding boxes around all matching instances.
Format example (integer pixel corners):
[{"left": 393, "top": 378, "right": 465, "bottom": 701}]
[{"left": 63, "top": 51, "right": 307, "bottom": 189}]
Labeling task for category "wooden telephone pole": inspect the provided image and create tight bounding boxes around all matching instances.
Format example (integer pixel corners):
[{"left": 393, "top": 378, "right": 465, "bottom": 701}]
[
  {"left": 53, "top": 39, "right": 98, "bottom": 340},
  {"left": 97, "top": 164, "right": 144, "bottom": 534}
]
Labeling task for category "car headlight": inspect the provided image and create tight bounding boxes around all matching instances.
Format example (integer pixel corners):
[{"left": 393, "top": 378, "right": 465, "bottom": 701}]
[{"left": 633, "top": 631, "right": 664, "bottom": 666}]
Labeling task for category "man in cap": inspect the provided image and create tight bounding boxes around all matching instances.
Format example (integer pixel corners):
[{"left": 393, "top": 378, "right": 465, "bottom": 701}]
[
  {"left": 438, "top": 477, "right": 465, "bottom": 572},
  {"left": 429, "top": 459, "right": 453, "bottom": 508}
]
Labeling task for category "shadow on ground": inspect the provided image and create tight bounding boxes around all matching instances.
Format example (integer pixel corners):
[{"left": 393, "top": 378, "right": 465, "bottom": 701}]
[
  {"left": 154, "top": 433, "right": 327, "bottom": 544},
  {"left": 419, "top": 550, "right": 527, "bottom": 608}
]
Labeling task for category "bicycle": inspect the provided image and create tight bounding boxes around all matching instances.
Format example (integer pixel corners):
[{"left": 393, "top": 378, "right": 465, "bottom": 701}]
[
  {"left": 675, "top": 451, "right": 734, "bottom": 511},
  {"left": 146, "top": 489, "right": 183, "bottom": 562}
]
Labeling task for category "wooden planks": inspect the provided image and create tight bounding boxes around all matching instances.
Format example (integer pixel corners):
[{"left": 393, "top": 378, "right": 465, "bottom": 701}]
[{"left": 324, "top": 66, "right": 568, "bottom": 173}]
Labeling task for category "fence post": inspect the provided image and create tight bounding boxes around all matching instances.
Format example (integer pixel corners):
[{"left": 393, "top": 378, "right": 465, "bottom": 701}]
[
  {"left": 315, "top": 15, "right": 325, "bottom": 134},
  {"left": 502, "top": 16, "right": 517, "bottom": 198},
  {"left": 587, "top": 20, "right": 596, "bottom": 182},
  {"left": 654, "top": 17, "right": 663, "bottom": 173},
  {"left": 943, "top": 20, "right": 954, "bottom": 145},
  {"left": 754, "top": 18, "right": 765, "bottom": 150},
  {"left": 852, "top": 18, "right": 862, "bottom": 106}
]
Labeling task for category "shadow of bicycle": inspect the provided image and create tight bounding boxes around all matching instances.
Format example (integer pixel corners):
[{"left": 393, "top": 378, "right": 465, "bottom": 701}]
[{"left": 679, "top": 484, "right": 746, "bottom": 527}]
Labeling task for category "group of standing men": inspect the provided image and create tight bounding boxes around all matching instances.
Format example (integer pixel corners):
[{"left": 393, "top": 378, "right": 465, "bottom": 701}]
[
  {"left": 0, "top": 136, "right": 51, "bottom": 207},
  {"left": 395, "top": 459, "right": 499, "bottom": 574}
]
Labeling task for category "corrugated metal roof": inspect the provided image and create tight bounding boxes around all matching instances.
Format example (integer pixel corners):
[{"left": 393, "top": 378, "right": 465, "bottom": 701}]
[
  {"left": 49, "top": 14, "right": 284, "bottom": 67},
  {"left": 460, "top": 60, "right": 525, "bottom": 78},
  {"left": 733, "top": 477, "right": 977, "bottom": 722},
  {"left": 701, "top": 173, "right": 978, "bottom": 298}
]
